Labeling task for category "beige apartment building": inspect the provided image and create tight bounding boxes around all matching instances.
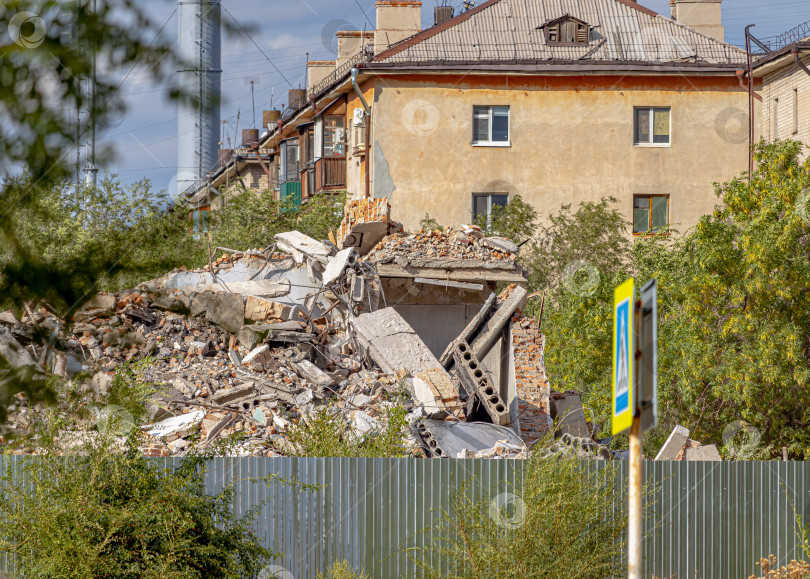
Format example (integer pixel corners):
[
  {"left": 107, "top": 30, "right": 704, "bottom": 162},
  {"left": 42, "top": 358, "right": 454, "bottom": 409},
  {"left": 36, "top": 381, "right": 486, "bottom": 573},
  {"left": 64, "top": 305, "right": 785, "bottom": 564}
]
[
  {"left": 753, "top": 26, "right": 810, "bottom": 147},
  {"left": 187, "top": 0, "right": 753, "bottom": 237}
]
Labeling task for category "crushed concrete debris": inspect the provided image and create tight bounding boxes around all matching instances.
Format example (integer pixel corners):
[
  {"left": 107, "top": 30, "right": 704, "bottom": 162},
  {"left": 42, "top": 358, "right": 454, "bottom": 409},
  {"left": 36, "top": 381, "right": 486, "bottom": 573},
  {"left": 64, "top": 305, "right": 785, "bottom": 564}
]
[{"left": 0, "top": 204, "right": 613, "bottom": 461}]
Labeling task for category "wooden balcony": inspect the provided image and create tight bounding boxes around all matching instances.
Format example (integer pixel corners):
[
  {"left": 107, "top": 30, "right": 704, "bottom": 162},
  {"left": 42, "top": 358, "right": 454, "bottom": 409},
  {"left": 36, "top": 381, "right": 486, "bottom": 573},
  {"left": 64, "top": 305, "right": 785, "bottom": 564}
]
[{"left": 315, "top": 156, "right": 346, "bottom": 192}]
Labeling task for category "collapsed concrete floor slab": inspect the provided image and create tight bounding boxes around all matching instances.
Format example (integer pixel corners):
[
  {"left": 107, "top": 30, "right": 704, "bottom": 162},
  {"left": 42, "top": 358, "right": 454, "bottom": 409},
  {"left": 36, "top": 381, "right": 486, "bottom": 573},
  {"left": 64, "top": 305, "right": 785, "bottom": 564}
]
[{"left": 0, "top": 199, "right": 572, "bottom": 459}]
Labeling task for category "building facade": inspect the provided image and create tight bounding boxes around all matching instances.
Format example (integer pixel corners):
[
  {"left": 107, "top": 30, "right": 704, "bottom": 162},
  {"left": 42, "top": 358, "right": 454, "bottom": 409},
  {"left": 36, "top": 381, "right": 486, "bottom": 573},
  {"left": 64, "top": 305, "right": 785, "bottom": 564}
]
[
  {"left": 186, "top": 0, "right": 752, "bottom": 237},
  {"left": 754, "top": 36, "right": 810, "bottom": 147}
]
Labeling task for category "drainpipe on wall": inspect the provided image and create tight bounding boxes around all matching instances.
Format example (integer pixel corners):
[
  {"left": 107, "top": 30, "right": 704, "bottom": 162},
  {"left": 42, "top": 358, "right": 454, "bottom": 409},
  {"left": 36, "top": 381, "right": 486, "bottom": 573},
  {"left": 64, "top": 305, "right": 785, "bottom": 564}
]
[
  {"left": 351, "top": 67, "right": 372, "bottom": 199},
  {"left": 791, "top": 46, "right": 810, "bottom": 77},
  {"left": 745, "top": 24, "right": 755, "bottom": 179}
]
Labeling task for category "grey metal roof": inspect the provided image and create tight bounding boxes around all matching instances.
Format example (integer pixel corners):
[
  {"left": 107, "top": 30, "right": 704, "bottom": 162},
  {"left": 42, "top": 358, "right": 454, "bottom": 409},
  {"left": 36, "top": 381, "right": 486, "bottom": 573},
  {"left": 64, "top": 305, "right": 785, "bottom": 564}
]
[{"left": 378, "top": 0, "right": 746, "bottom": 67}]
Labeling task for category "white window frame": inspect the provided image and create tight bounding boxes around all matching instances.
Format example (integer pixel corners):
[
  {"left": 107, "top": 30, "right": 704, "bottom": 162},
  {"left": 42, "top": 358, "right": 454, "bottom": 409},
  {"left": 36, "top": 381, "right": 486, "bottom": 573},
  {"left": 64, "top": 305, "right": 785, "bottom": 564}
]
[
  {"left": 472, "top": 105, "right": 511, "bottom": 147},
  {"left": 472, "top": 192, "right": 509, "bottom": 228},
  {"left": 633, "top": 106, "right": 671, "bottom": 148}
]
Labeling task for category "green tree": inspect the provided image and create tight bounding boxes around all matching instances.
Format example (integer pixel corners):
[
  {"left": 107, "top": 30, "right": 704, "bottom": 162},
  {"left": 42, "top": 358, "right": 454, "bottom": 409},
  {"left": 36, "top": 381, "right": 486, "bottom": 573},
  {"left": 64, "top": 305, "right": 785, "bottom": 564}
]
[
  {"left": 650, "top": 140, "right": 810, "bottom": 457},
  {"left": 536, "top": 141, "right": 810, "bottom": 457}
]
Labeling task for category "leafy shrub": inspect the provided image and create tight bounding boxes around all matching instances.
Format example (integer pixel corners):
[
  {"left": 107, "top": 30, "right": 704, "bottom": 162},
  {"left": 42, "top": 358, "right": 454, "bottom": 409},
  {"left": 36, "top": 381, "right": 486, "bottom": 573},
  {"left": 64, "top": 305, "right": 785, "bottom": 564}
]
[
  {"left": 281, "top": 403, "right": 410, "bottom": 458},
  {"left": 408, "top": 452, "right": 634, "bottom": 578},
  {"left": 0, "top": 435, "right": 276, "bottom": 578},
  {"left": 316, "top": 560, "right": 370, "bottom": 579}
]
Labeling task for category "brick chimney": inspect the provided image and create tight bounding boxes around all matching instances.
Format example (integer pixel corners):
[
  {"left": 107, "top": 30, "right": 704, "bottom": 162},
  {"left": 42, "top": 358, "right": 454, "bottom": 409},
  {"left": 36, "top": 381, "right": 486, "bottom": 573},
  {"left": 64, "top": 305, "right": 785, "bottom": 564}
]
[
  {"left": 336, "top": 31, "right": 375, "bottom": 67},
  {"left": 307, "top": 60, "right": 336, "bottom": 91},
  {"left": 241, "top": 129, "right": 259, "bottom": 147},
  {"left": 670, "top": 0, "right": 723, "bottom": 42},
  {"left": 375, "top": 1, "right": 422, "bottom": 55}
]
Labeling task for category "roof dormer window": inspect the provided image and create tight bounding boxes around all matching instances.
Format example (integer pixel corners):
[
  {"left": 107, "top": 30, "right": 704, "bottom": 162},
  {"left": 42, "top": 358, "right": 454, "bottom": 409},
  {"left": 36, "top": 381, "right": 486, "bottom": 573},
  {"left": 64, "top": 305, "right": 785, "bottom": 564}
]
[{"left": 541, "top": 15, "right": 590, "bottom": 46}]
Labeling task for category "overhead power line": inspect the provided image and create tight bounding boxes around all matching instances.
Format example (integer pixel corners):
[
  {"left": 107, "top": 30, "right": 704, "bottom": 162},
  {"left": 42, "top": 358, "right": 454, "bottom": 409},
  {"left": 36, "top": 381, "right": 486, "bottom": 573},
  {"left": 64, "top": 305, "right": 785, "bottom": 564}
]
[{"left": 222, "top": 6, "right": 294, "bottom": 88}]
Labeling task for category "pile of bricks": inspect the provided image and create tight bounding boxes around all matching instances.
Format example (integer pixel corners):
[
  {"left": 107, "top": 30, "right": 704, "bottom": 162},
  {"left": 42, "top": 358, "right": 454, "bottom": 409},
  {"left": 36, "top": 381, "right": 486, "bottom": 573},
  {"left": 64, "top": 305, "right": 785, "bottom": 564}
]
[
  {"left": 511, "top": 312, "right": 551, "bottom": 445},
  {"left": 364, "top": 226, "right": 518, "bottom": 262}
]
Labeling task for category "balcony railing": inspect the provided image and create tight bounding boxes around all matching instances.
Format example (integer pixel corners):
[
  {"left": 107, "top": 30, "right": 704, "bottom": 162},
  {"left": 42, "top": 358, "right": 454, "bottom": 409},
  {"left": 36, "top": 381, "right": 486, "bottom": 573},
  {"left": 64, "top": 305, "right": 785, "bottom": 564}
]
[{"left": 315, "top": 156, "right": 346, "bottom": 191}]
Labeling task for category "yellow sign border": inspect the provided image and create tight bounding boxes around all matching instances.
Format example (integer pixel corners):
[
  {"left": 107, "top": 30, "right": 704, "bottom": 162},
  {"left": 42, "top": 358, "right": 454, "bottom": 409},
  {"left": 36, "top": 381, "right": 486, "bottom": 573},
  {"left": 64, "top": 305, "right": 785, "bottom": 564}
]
[{"left": 612, "top": 278, "right": 635, "bottom": 435}]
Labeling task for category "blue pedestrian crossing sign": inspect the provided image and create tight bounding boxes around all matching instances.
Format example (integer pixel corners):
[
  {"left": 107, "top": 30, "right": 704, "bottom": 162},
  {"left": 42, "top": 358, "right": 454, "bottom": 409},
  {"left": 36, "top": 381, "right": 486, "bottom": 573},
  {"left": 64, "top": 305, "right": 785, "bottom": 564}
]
[{"left": 612, "top": 278, "right": 634, "bottom": 435}]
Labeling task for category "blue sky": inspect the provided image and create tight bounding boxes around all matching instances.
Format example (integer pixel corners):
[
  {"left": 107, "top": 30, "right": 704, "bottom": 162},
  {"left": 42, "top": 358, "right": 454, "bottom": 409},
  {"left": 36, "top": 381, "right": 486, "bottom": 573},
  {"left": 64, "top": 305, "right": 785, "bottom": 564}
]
[{"left": 96, "top": 0, "right": 810, "bottom": 197}]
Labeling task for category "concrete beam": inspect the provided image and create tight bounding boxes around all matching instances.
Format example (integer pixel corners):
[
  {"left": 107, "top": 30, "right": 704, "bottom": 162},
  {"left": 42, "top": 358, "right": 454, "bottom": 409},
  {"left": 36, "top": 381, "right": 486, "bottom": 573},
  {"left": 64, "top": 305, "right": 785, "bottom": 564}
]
[
  {"left": 471, "top": 286, "right": 528, "bottom": 362},
  {"left": 654, "top": 425, "right": 690, "bottom": 460},
  {"left": 453, "top": 341, "right": 509, "bottom": 426}
]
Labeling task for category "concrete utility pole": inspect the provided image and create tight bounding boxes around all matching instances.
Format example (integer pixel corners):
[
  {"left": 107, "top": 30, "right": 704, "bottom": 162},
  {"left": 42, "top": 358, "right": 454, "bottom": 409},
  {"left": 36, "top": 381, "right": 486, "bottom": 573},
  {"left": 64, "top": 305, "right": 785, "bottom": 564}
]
[{"left": 83, "top": 0, "right": 98, "bottom": 187}]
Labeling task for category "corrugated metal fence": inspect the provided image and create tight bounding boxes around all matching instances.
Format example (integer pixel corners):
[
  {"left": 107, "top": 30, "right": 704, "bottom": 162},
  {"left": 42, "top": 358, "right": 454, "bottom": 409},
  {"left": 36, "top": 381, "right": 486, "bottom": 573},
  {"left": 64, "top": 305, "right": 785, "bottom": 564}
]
[{"left": 2, "top": 457, "right": 809, "bottom": 578}]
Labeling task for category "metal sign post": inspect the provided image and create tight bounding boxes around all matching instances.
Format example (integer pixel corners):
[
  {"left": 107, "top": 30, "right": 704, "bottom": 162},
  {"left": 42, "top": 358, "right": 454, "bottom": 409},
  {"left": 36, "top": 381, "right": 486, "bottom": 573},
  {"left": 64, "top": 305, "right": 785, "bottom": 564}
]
[{"left": 613, "top": 278, "right": 658, "bottom": 579}]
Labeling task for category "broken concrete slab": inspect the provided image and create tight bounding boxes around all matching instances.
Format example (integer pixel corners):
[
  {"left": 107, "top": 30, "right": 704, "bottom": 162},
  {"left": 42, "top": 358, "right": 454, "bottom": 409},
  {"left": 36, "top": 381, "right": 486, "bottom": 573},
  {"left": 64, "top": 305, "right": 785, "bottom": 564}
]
[
  {"left": 211, "top": 384, "right": 255, "bottom": 406},
  {"left": 0, "top": 311, "right": 20, "bottom": 325},
  {"left": 654, "top": 425, "right": 690, "bottom": 461},
  {"left": 275, "top": 231, "right": 331, "bottom": 265},
  {"left": 189, "top": 292, "right": 245, "bottom": 334},
  {"left": 481, "top": 236, "right": 519, "bottom": 254},
  {"left": 175, "top": 279, "right": 291, "bottom": 299},
  {"left": 685, "top": 444, "right": 723, "bottom": 461},
  {"left": 323, "top": 248, "right": 359, "bottom": 287},
  {"left": 415, "top": 420, "right": 524, "bottom": 458},
  {"left": 75, "top": 294, "right": 117, "bottom": 318},
  {"left": 353, "top": 307, "right": 460, "bottom": 416},
  {"left": 550, "top": 391, "right": 590, "bottom": 439},
  {"left": 291, "top": 359, "right": 334, "bottom": 389},
  {"left": 0, "top": 330, "right": 38, "bottom": 369},
  {"left": 144, "top": 410, "right": 205, "bottom": 440},
  {"left": 241, "top": 345, "right": 271, "bottom": 367},
  {"left": 353, "top": 307, "right": 446, "bottom": 376}
]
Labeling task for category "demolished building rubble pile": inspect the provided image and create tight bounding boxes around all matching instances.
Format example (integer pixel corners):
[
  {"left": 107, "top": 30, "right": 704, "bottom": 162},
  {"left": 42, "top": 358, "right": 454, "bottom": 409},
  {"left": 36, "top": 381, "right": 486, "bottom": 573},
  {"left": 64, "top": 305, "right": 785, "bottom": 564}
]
[
  {"left": 0, "top": 200, "right": 624, "bottom": 461},
  {"left": 363, "top": 226, "right": 519, "bottom": 263}
]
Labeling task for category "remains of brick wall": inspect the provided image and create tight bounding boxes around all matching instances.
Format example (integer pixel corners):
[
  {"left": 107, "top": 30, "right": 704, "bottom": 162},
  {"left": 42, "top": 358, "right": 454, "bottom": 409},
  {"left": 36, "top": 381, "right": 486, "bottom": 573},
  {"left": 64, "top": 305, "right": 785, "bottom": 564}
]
[
  {"left": 336, "top": 198, "right": 391, "bottom": 242},
  {"left": 511, "top": 312, "right": 552, "bottom": 445}
]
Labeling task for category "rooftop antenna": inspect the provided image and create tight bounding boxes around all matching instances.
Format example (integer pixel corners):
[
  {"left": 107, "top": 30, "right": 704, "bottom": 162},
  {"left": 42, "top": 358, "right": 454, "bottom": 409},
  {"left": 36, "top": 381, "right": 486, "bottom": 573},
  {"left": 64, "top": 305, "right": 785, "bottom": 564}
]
[
  {"left": 463, "top": 0, "right": 475, "bottom": 11},
  {"left": 244, "top": 77, "right": 260, "bottom": 128}
]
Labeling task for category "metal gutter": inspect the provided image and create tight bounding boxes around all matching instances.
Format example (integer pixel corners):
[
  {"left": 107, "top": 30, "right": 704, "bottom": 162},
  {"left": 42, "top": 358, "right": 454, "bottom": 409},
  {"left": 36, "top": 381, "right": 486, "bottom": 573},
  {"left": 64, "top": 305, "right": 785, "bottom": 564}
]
[{"left": 364, "top": 61, "right": 743, "bottom": 74}]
